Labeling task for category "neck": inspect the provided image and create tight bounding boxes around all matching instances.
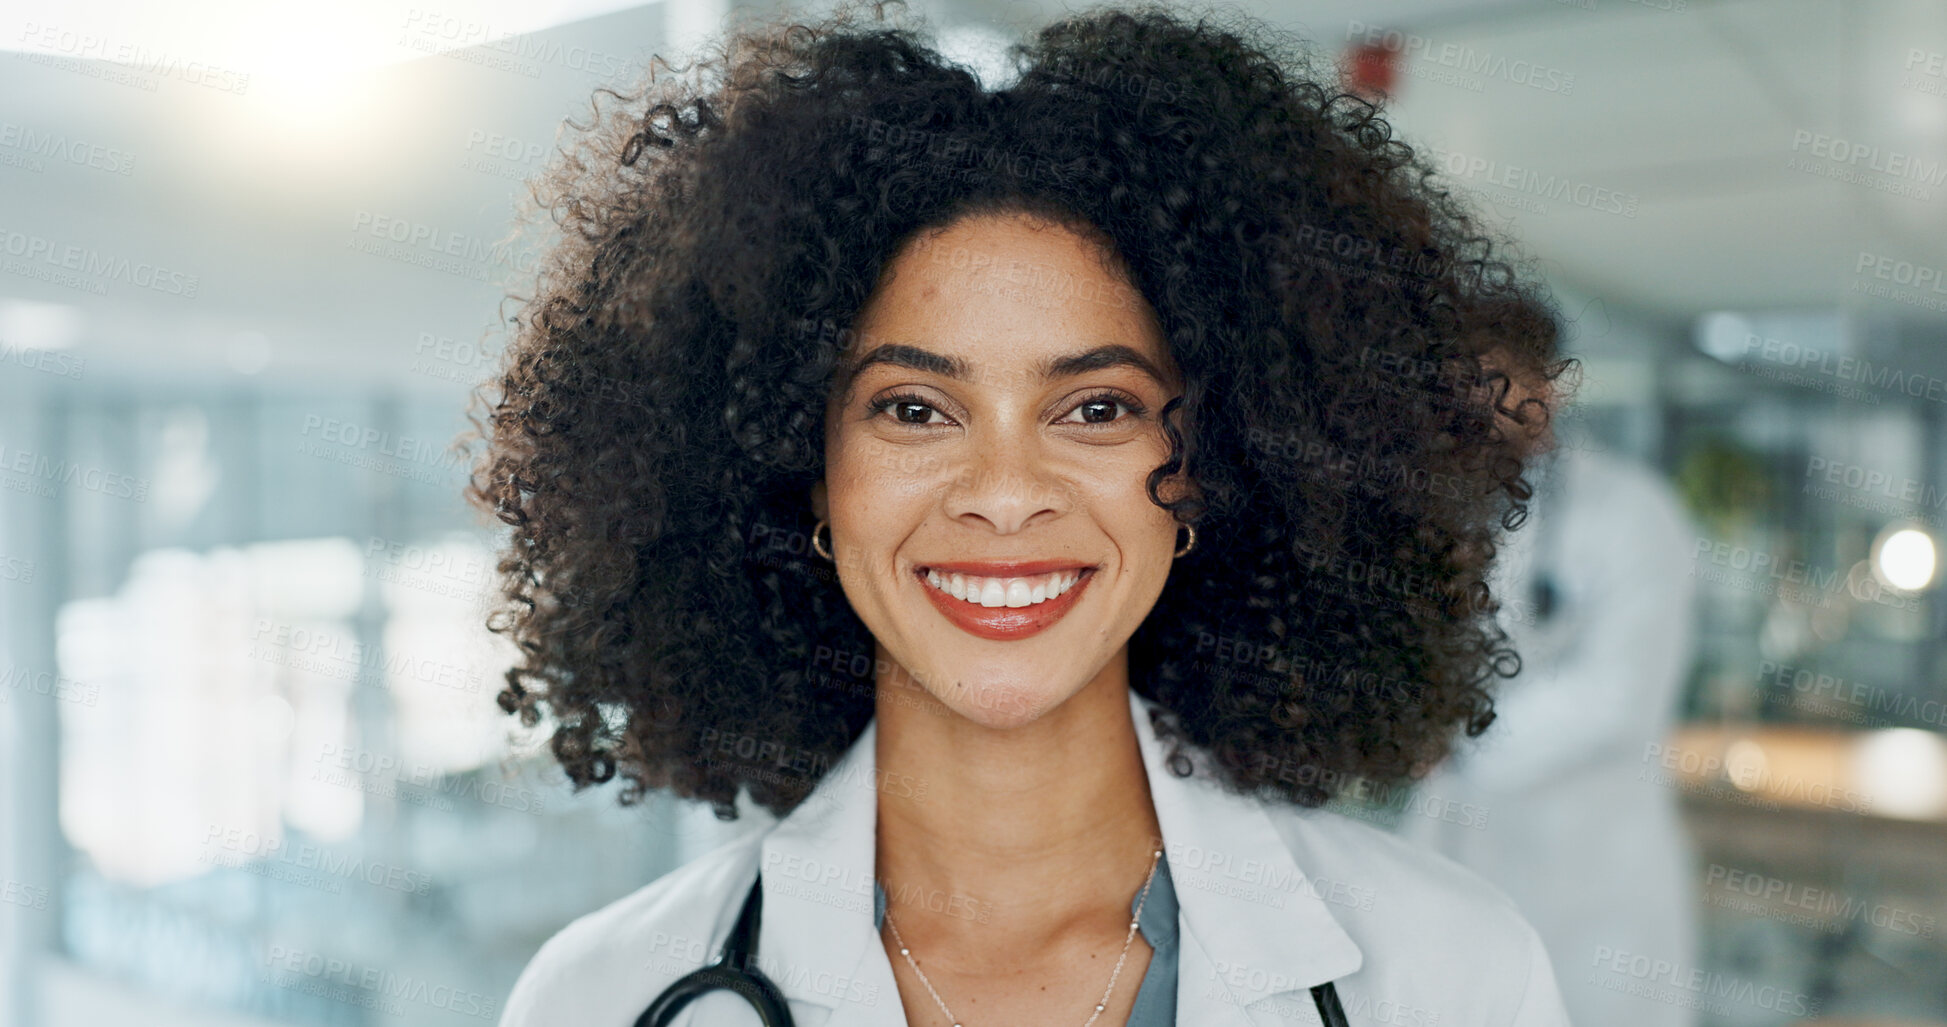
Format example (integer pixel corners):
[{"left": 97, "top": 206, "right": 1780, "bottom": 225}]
[{"left": 872, "top": 650, "right": 1163, "bottom": 960}]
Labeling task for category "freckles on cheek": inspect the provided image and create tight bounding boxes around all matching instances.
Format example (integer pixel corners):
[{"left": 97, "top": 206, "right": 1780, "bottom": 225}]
[
  {"left": 831, "top": 452, "right": 933, "bottom": 533},
  {"left": 854, "top": 442, "right": 952, "bottom": 495}
]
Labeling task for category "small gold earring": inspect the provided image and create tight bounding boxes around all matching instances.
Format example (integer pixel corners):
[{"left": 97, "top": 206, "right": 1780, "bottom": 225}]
[
  {"left": 1174, "top": 523, "right": 1197, "bottom": 558},
  {"left": 812, "top": 518, "right": 835, "bottom": 561}
]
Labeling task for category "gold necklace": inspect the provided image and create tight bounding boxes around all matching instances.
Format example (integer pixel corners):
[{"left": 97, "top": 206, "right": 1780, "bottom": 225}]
[{"left": 881, "top": 847, "right": 1165, "bottom": 1027}]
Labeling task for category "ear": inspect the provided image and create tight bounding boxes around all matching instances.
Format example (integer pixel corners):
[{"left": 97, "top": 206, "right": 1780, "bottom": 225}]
[
  {"left": 1159, "top": 469, "right": 1204, "bottom": 516},
  {"left": 809, "top": 479, "right": 829, "bottom": 520}
]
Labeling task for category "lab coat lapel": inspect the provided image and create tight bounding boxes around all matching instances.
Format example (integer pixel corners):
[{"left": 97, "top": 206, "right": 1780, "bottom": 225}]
[
  {"left": 1127, "top": 689, "right": 1365, "bottom": 1025},
  {"left": 755, "top": 718, "right": 907, "bottom": 1027},
  {"left": 756, "top": 691, "right": 1366, "bottom": 1027}
]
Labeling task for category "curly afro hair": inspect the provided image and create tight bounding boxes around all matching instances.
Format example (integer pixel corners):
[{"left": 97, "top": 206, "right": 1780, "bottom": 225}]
[{"left": 466, "top": 0, "right": 1567, "bottom": 821}]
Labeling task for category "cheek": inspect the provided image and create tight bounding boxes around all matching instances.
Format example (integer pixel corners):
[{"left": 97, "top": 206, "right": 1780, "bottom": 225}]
[
  {"left": 1078, "top": 465, "right": 1179, "bottom": 546},
  {"left": 825, "top": 441, "right": 938, "bottom": 550},
  {"left": 832, "top": 440, "right": 941, "bottom": 501}
]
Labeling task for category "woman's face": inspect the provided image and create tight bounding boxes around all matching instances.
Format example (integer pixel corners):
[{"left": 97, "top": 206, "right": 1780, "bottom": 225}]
[{"left": 815, "top": 212, "right": 1187, "bottom": 729}]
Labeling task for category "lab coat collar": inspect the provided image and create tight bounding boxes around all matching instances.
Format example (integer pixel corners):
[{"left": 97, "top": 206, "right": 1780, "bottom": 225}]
[
  {"left": 754, "top": 687, "right": 1364, "bottom": 1025},
  {"left": 1126, "top": 688, "right": 1365, "bottom": 1012}
]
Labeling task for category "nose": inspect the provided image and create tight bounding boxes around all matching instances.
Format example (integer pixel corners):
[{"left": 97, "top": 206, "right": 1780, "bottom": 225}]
[{"left": 940, "top": 433, "right": 1072, "bottom": 535}]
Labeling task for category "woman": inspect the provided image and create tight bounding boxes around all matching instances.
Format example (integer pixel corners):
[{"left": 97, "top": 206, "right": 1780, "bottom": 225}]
[{"left": 468, "top": 2, "right": 1572, "bottom": 1024}]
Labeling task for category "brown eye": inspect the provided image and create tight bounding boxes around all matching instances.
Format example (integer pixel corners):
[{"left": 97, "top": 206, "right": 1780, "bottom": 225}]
[
  {"left": 1078, "top": 399, "right": 1121, "bottom": 423},
  {"left": 867, "top": 391, "right": 954, "bottom": 427},
  {"left": 1057, "top": 391, "right": 1146, "bottom": 427}
]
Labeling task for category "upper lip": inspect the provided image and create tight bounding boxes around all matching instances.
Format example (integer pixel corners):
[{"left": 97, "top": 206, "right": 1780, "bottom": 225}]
[{"left": 916, "top": 560, "right": 1096, "bottom": 577}]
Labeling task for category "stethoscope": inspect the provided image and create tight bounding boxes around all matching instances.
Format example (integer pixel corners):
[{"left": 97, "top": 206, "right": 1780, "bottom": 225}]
[
  {"left": 636, "top": 875, "right": 792, "bottom": 1027},
  {"left": 635, "top": 876, "right": 1353, "bottom": 1027}
]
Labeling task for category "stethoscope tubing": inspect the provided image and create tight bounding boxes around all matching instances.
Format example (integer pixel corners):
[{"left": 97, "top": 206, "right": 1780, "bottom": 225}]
[{"left": 637, "top": 874, "right": 794, "bottom": 1027}]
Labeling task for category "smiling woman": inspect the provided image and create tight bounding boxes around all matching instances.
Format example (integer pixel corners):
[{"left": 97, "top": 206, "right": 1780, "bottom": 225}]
[
  {"left": 465, "top": 1, "right": 1571, "bottom": 1025},
  {"left": 813, "top": 212, "right": 1185, "bottom": 703}
]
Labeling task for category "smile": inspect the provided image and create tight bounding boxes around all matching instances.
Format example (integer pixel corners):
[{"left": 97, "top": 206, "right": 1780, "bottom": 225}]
[
  {"left": 923, "top": 567, "right": 1084, "bottom": 606},
  {"left": 912, "top": 561, "right": 1098, "bottom": 641}
]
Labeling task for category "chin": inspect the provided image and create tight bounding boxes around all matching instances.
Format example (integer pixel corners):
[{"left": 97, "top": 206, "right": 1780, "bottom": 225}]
[{"left": 924, "top": 671, "right": 1072, "bottom": 730}]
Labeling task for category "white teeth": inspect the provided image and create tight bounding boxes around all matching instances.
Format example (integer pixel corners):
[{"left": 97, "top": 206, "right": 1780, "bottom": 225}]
[{"left": 921, "top": 568, "right": 1086, "bottom": 607}]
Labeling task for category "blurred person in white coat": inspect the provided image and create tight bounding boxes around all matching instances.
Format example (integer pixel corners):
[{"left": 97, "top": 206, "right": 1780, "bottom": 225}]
[{"left": 1397, "top": 428, "right": 1701, "bottom": 1027}]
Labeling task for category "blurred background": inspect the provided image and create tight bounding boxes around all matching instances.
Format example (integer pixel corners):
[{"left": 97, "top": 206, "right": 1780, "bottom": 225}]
[{"left": 1, "top": 0, "right": 1944, "bottom": 1024}]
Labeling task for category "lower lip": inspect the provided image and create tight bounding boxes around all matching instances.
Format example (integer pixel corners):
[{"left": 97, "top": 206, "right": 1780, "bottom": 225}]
[{"left": 915, "top": 567, "right": 1097, "bottom": 641}]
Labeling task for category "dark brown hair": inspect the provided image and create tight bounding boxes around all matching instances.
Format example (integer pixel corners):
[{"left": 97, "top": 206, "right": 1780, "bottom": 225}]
[{"left": 466, "top": 0, "right": 1567, "bottom": 819}]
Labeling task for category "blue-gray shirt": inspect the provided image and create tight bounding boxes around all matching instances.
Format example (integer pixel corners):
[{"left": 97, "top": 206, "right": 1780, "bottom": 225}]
[{"left": 872, "top": 856, "right": 1179, "bottom": 1025}]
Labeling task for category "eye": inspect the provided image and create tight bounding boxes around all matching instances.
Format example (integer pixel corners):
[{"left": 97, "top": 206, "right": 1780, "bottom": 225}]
[
  {"left": 1058, "top": 391, "right": 1147, "bottom": 426},
  {"left": 866, "top": 391, "right": 955, "bottom": 427}
]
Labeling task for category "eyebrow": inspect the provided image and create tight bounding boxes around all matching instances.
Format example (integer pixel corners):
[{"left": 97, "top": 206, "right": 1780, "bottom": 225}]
[{"left": 837, "top": 342, "right": 1170, "bottom": 396}]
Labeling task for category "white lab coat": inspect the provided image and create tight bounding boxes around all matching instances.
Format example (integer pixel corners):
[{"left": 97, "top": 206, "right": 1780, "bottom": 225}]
[
  {"left": 1396, "top": 444, "right": 1699, "bottom": 1027},
  {"left": 499, "top": 688, "right": 1574, "bottom": 1026}
]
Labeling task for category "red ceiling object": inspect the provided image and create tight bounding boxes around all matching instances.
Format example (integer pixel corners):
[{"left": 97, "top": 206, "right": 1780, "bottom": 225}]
[{"left": 1342, "top": 37, "right": 1402, "bottom": 102}]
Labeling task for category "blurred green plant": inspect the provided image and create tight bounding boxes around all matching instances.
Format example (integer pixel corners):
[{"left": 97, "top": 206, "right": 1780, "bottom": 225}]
[{"left": 1674, "top": 434, "right": 1773, "bottom": 537}]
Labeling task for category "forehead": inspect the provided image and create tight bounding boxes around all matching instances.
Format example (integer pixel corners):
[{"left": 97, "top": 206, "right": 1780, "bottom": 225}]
[{"left": 846, "top": 213, "right": 1169, "bottom": 379}]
